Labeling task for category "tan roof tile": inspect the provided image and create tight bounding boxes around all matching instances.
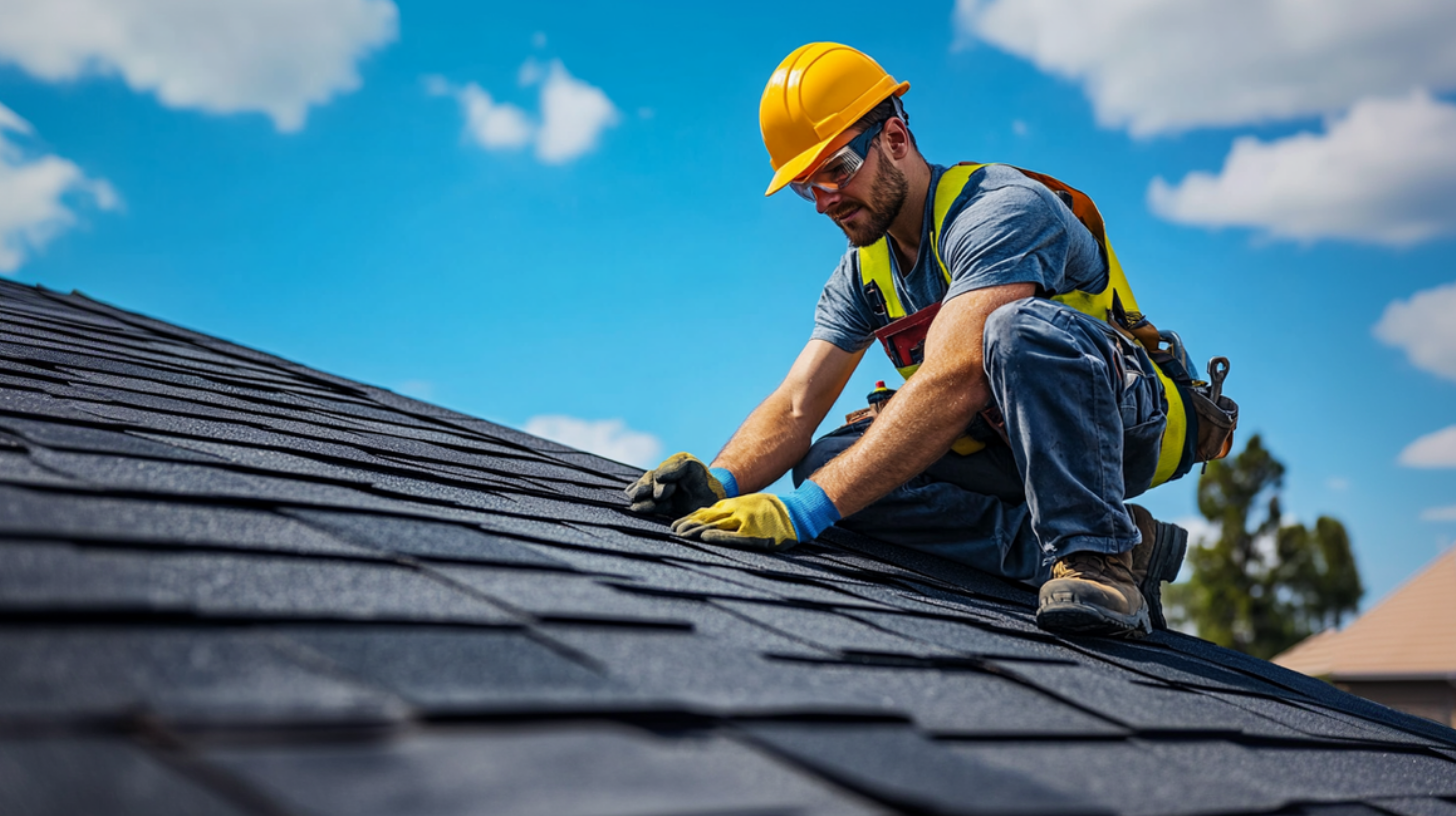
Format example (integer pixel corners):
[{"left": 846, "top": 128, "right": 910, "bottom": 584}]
[{"left": 1274, "top": 545, "right": 1456, "bottom": 679}]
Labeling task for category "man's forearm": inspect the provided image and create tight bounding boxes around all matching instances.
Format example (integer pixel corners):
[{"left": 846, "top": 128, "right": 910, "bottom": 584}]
[
  {"left": 807, "top": 284, "right": 1035, "bottom": 518},
  {"left": 809, "top": 366, "right": 986, "bottom": 516},
  {"left": 711, "top": 389, "right": 817, "bottom": 495}
]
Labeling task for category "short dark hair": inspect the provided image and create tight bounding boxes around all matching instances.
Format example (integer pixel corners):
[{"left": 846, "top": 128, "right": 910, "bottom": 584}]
[{"left": 851, "top": 95, "right": 916, "bottom": 149}]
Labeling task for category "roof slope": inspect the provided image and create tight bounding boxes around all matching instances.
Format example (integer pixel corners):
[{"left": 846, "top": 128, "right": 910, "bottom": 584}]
[
  {"left": 2, "top": 279, "right": 1456, "bottom": 816},
  {"left": 1276, "top": 545, "right": 1456, "bottom": 680}
]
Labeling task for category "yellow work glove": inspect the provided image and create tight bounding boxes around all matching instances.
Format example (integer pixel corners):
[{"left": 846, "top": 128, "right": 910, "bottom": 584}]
[
  {"left": 671, "top": 482, "right": 841, "bottom": 551},
  {"left": 624, "top": 453, "right": 735, "bottom": 517}
]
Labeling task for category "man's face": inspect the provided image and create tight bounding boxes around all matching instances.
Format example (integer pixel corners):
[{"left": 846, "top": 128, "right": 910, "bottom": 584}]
[{"left": 817, "top": 137, "right": 909, "bottom": 248}]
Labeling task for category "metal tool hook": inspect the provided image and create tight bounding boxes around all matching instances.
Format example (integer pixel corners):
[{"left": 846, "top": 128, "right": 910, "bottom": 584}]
[{"left": 1207, "top": 357, "right": 1230, "bottom": 402}]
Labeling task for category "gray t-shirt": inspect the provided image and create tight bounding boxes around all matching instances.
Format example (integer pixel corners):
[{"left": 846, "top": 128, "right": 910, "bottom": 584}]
[{"left": 811, "top": 163, "right": 1109, "bottom": 352}]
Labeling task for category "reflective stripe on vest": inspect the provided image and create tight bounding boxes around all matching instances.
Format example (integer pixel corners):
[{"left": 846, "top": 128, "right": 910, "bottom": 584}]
[{"left": 856, "top": 163, "right": 1190, "bottom": 487}]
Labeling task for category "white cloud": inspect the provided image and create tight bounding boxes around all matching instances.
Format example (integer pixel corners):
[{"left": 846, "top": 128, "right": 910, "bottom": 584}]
[
  {"left": 426, "top": 76, "right": 533, "bottom": 150},
  {"left": 393, "top": 379, "right": 434, "bottom": 400},
  {"left": 430, "top": 60, "right": 618, "bottom": 164},
  {"left": 1326, "top": 477, "right": 1351, "bottom": 492},
  {"left": 0, "top": 103, "right": 119, "bottom": 274},
  {"left": 535, "top": 61, "right": 619, "bottom": 164},
  {"left": 457, "top": 83, "right": 534, "bottom": 150},
  {"left": 1374, "top": 280, "right": 1456, "bottom": 381},
  {"left": 956, "top": 2, "right": 1456, "bottom": 248},
  {"left": 1421, "top": 505, "right": 1456, "bottom": 522},
  {"left": 0, "top": 0, "right": 397, "bottom": 132},
  {"left": 523, "top": 415, "right": 661, "bottom": 468},
  {"left": 1398, "top": 425, "right": 1456, "bottom": 468},
  {"left": 1148, "top": 92, "right": 1456, "bottom": 247},
  {"left": 0, "top": 105, "right": 25, "bottom": 133},
  {"left": 954, "top": 0, "right": 1456, "bottom": 136}
]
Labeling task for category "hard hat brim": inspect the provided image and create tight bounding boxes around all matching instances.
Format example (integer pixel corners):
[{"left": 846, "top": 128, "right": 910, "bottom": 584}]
[{"left": 763, "top": 79, "right": 909, "bottom": 197}]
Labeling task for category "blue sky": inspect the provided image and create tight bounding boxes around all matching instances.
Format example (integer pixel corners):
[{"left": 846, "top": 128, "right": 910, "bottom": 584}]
[{"left": 2, "top": 0, "right": 1454, "bottom": 611}]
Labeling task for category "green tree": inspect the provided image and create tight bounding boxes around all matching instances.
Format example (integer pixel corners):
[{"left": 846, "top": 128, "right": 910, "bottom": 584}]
[{"left": 1167, "top": 434, "right": 1363, "bottom": 659}]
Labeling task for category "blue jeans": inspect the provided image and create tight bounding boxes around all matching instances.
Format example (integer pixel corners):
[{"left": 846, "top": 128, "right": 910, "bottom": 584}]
[{"left": 793, "top": 298, "right": 1166, "bottom": 585}]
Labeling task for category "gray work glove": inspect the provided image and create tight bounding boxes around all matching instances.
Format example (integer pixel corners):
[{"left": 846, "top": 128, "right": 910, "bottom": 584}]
[{"left": 624, "top": 453, "right": 728, "bottom": 517}]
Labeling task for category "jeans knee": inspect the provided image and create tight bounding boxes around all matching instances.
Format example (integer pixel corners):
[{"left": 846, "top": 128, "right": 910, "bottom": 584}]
[{"left": 982, "top": 298, "right": 1047, "bottom": 369}]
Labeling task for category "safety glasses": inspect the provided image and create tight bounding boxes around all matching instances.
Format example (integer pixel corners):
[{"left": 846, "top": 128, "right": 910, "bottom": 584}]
[{"left": 789, "top": 119, "right": 885, "bottom": 202}]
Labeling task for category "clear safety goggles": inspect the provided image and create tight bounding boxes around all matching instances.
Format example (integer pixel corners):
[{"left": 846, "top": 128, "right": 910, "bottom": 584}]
[{"left": 789, "top": 119, "right": 885, "bottom": 202}]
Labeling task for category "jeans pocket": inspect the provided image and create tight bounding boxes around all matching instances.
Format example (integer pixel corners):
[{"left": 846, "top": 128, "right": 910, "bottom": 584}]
[{"left": 1122, "top": 415, "right": 1164, "bottom": 498}]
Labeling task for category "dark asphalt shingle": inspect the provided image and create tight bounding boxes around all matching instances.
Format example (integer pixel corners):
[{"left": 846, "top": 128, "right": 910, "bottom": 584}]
[
  {"left": 1373, "top": 797, "right": 1456, "bottom": 816},
  {"left": 740, "top": 722, "right": 1109, "bottom": 815},
  {"left": 0, "top": 540, "right": 518, "bottom": 624},
  {"left": 272, "top": 625, "right": 624, "bottom": 713},
  {"left": 206, "top": 724, "right": 891, "bottom": 816},
  {"left": 990, "top": 659, "right": 1312, "bottom": 737},
  {"left": 0, "top": 485, "right": 382, "bottom": 558},
  {"left": 0, "top": 626, "right": 404, "bottom": 726},
  {"left": 285, "top": 508, "right": 572, "bottom": 567},
  {"left": 0, "top": 737, "right": 253, "bottom": 816}
]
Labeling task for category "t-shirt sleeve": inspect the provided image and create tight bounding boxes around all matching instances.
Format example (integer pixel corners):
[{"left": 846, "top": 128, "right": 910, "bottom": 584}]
[
  {"left": 810, "top": 250, "right": 878, "bottom": 352},
  {"left": 940, "top": 183, "right": 1080, "bottom": 302}
]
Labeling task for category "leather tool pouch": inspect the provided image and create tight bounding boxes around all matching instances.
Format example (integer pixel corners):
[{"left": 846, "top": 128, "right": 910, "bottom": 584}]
[
  {"left": 1188, "top": 357, "right": 1238, "bottom": 463},
  {"left": 1110, "top": 298, "right": 1240, "bottom": 468}
]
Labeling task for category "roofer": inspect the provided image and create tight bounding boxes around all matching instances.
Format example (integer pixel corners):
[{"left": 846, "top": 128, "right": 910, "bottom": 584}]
[{"left": 625, "top": 43, "right": 1237, "bottom": 638}]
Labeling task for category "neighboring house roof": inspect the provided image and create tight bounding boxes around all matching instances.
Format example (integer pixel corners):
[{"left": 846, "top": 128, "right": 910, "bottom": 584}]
[
  {"left": 2, "top": 278, "right": 1456, "bottom": 816},
  {"left": 1276, "top": 545, "right": 1456, "bottom": 681}
]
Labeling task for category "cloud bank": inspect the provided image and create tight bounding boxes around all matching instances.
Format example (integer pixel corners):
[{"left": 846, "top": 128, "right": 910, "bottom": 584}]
[
  {"left": 0, "top": 103, "right": 119, "bottom": 274},
  {"left": 955, "top": 0, "right": 1456, "bottom": 248},
  {"left": 954, "top": 0, "right": 1456, "bottom": 136},
  {"left": 1150, "top": 92, "right": 1456, "bottom": 246},
  {"left": 428, "top": 60, "right": 618, "bottom": 164},
  {"left": 0, "top": 0, "right": 398, "bottom": 132}
]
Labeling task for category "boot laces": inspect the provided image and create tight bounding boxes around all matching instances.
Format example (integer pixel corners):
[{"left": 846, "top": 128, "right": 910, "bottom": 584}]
[{"left": 1053, "top": 550, "right": 1135, "bottom": 585}]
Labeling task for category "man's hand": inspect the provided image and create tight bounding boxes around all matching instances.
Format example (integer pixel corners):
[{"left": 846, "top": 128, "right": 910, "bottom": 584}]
[
  {"left": 624, "top": 453, "right": 732, "bottom": 517},
  {"left": 671, "top": 482, "right": 841, "bottom": 551}
]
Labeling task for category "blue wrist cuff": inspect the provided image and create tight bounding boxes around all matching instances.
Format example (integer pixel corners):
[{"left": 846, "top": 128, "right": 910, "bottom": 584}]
[
  {"left": 779, "top": 480, "right": 842, "bottom": 541},
  {"left": 709, "top": 467, "right": 739, "bottom": 499}
]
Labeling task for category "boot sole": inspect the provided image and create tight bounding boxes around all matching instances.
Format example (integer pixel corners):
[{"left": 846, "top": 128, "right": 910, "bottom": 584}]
[
  {"left": 1140, "top": 521, "right": 1189, "bottom": 630},
  {"left": 1037, "top": 600, "right": 1152, "bottom": 639}
]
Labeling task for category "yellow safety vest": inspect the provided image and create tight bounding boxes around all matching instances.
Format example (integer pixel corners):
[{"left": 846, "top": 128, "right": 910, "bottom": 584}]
[{"left": 857, "top": 163, "right": 1193, "bottom": 488}]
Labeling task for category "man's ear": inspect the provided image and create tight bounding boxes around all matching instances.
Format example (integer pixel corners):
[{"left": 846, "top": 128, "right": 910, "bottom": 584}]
[{"left": 882, "top": 117, "right": 913, "bottom": 160}]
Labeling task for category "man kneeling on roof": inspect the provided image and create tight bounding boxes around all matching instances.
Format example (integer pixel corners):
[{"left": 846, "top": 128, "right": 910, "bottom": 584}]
[{"left": 625, "top": 43, "right": 1237, "bottom": 639}]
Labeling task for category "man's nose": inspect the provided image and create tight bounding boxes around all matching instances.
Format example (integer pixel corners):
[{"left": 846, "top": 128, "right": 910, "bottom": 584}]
[{"left": 813, "top": 187, "right": 840, "bottom": 214}]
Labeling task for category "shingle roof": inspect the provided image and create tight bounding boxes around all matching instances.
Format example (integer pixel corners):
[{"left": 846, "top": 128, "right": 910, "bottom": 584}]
[
  {"left": 3, "top": 278, "right": 1456, "bottom": 816},
  {"left": 1275, "top": 545, "right": 1456, "bottom": 680}
]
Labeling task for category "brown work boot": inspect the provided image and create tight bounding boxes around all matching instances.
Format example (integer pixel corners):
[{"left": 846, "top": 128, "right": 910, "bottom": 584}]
[
  {"left": 1036, "top": 548, "right": 1151, "bottom": 638},
  {"left": 1127, "top": 504, "right": 1189, "bottom": 631}
]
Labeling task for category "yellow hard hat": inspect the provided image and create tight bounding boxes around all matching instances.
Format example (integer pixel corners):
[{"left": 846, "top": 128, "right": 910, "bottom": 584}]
[{"left": 759, "top": 42, "right": 910, "bottom": 196}]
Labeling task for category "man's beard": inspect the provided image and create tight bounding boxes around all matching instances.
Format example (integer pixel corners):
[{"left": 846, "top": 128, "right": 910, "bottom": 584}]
[{"left": 831, "top": 149, "right": 909, "bottom": 248}]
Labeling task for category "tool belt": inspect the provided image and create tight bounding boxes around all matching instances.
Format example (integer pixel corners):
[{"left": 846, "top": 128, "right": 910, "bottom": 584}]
[
  {"left": 1106, "top": 298, "right": 1239, "bottom": 466},
  {"left": 848, "top": 298, "right": 1240, "bottom": 468}
]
